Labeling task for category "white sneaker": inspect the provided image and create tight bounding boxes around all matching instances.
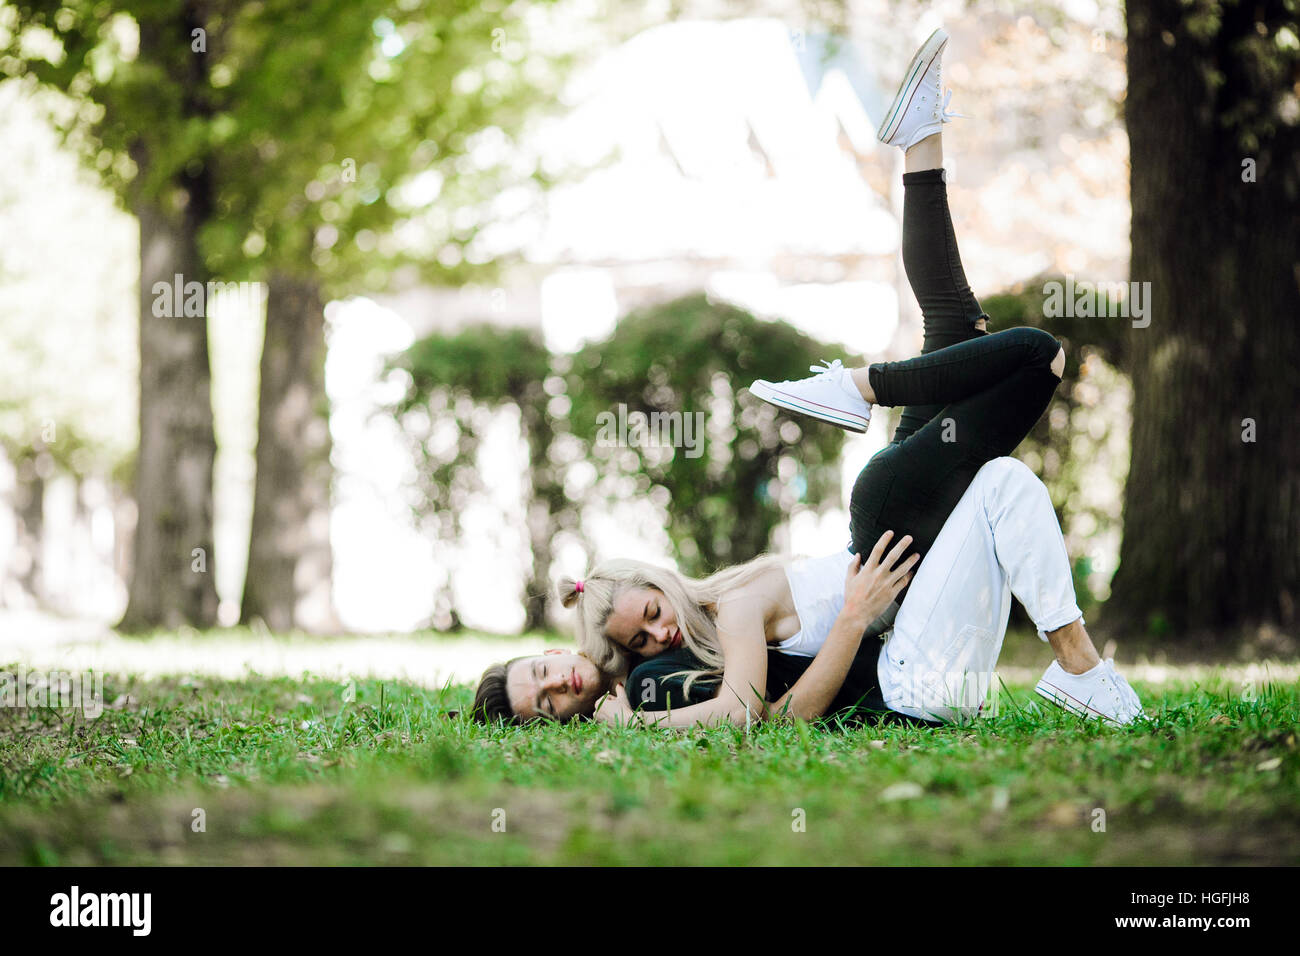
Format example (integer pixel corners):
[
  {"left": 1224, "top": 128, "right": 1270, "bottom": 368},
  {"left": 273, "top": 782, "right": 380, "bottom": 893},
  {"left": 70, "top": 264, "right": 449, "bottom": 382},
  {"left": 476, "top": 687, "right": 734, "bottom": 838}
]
[
  {"left": 1035, "top": 659, "right": 1145, "bottom": 727},
  {"left": 748, "top": 359, "right": 872, "bottom": 433},
  {"left": 877, "top": 27, "right": 966, "bottom": 150},
  {"left": 1103, "top": 658, "right": 1145, "bottom": 716}
]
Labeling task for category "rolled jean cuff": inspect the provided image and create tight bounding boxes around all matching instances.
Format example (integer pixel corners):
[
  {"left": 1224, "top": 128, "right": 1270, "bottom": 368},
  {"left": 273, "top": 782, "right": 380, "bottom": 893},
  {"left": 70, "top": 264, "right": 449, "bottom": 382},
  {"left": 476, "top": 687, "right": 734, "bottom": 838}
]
[{"left": 1035, "top": 607, "right": 1084, "bottom": 642}]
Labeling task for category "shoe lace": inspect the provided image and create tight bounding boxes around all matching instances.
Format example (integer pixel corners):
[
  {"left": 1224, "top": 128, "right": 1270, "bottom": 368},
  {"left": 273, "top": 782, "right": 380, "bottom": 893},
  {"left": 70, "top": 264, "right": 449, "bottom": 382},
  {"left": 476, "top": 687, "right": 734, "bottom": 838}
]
[
  {"left": 808, "top": 358, "right": 846, "bottom": 379},
  {"left": 934, "top": 88, "right": 967, "bottom": 124}
]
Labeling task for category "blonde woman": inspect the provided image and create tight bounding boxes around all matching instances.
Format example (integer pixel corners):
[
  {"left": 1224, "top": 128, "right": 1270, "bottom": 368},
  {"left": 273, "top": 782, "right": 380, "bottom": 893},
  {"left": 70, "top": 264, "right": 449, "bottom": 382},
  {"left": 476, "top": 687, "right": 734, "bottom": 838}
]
[{"left": 561, "top": 28, "right": 1144, "bottom": 730}]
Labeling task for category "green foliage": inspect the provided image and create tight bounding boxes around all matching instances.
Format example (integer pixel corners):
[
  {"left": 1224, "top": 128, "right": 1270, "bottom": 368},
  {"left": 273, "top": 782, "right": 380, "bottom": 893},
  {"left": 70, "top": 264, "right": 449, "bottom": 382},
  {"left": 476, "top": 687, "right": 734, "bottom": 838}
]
[
  {"left": 566, "top": 293, "right": 852, "bottom": 575},
  {"left": 385, "top": 323, "right": 553, "bottom": 544},
  {"left": 1, "top": 0, "right": 585, "bottom": 295},
  {"left": 393, "top": 325, "right": 551, "bottom": 408},
  {"left": 386, "top": 293, "right": 857, "bottom": 604},
  {"left": 201, "top": 0, "right": 584, "bottom": 293}
]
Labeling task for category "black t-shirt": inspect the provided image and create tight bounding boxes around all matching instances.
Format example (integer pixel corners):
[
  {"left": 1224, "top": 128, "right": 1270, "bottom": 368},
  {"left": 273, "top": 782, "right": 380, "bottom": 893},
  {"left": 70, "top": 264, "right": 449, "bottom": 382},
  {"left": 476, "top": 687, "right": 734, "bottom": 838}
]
[{"left": 624, "top": 641, "right": 941, "bottom": 728}]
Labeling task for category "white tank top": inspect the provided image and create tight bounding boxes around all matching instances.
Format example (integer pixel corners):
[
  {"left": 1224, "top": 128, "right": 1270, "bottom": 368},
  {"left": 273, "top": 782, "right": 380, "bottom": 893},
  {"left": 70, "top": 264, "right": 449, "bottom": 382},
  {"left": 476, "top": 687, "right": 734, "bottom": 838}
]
[{"left": 775, "top": 547, "right": 855, "bottom": 657}]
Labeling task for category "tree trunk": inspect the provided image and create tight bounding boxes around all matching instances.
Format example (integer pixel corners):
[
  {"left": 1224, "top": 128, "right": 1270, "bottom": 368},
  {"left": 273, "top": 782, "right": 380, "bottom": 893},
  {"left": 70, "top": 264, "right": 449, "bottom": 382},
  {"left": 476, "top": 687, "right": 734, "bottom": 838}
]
[
  {"left": 12, "top": 457, "right": 45, "bottom": 605},
  {"left": 1105, "top": 0, "right": 1300, "bottom": 642},
  {"left": 241, "top": 273, "right": 337, "bottom": 633},
  {"left": 118, "top": 193, "right": 220, "bottom": 631},
  {"left": 117, "top": 6, "right": 220, "bottom": 632},
  {"left": 520, "top": 391, "right": 558, "bottom": 632}
]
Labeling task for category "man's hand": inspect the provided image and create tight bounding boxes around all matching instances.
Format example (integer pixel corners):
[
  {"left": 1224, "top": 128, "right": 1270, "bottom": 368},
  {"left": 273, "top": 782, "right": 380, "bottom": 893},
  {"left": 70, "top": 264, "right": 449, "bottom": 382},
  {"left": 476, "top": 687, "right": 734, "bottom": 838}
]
[
  {"left": 844, "top": 530, "right": 919, "bottom": 625},
  {"left": 593, "top": 682, "right": 637, "bottom": 726}
]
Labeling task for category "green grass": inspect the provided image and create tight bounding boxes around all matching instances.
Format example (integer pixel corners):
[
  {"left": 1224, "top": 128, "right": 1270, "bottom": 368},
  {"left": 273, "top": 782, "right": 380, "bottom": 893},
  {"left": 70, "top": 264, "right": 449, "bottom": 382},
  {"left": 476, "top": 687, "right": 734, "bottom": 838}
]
[{"left": 1, "top": 665, "right": 1298, "bottom": 865}]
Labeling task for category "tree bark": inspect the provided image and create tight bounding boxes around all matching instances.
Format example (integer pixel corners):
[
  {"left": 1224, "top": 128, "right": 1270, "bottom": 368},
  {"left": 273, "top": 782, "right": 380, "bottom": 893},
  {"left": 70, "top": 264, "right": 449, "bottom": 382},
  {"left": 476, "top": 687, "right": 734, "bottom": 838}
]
[
  {"left": 117, "top": 4, "right": 221, "bottom": 631},
  {"left": 11, "top": 457, "right": 44, "bottom": 605},
  {"left": 520, "top": 390, "right": 559, "bottom": 632},
  {"left": 118, "top": 192, "right": 220, "bottom": 631},
  {"left": 241, "top": 273, "right": 337, "bottom": 633},
  {"left": 1106, "top": 0, "right": 1300, "bottom": 641}
]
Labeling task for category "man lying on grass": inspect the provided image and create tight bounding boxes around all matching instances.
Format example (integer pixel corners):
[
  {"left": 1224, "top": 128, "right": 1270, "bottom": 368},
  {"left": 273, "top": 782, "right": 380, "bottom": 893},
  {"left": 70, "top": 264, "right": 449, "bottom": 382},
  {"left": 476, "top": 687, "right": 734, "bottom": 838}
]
[
  {"left": 471, "top": 458, "right": 1146, "bottom": 731},
  {"left": 469, "top": 621, "right": 922, "bottom": 728}
]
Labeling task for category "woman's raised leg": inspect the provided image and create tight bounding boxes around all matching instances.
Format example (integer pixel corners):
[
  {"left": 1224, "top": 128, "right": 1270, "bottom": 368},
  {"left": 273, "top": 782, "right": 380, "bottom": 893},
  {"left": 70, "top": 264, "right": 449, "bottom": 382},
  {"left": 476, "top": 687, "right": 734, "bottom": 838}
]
[
  {"left": 751, "top": 29, "right": 988, "bottom": 440},
  {"left": 847, "top": 328, "right": 1062, "bottom": 573}
]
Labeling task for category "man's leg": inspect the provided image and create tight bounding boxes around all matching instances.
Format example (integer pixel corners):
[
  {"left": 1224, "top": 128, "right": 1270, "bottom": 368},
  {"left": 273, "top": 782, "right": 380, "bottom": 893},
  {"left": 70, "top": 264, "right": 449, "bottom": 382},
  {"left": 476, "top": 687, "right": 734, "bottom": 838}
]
[{"left": 876, "top": 457, "right": 1085, "bottom": 723}]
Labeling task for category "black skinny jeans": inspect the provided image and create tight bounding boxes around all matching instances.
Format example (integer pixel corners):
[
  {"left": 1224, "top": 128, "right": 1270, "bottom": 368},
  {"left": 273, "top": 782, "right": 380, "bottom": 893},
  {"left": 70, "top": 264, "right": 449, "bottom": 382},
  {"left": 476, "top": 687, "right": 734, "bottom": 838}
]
[{"left": 849, "top": 168, "right": 1061, "bottom": 592}]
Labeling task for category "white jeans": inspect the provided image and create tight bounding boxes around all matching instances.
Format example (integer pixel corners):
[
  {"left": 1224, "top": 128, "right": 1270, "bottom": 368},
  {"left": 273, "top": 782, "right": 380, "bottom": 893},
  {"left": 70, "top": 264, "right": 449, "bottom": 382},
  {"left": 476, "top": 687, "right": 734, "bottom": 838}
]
[{"left": 876, "top": 457, "right": 1083, "bottom": 723}]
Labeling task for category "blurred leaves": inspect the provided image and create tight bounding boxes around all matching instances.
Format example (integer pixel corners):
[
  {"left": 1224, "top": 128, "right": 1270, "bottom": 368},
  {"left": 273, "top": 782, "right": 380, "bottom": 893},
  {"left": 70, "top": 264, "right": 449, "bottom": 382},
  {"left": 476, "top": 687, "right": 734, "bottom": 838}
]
[
  {"left": 566, "top": 293, "right": 851, "bottom": 575},
  {"left": 387, "top": 293, "right": 855, "bottom": 615}
]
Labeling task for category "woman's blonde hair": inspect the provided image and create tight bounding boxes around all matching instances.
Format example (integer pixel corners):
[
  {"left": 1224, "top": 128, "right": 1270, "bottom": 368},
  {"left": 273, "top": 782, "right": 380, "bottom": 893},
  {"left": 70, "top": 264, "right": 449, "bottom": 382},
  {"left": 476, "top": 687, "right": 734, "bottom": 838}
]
[{"left": 557, "top": 553, "right": 787, "bottom": 695}]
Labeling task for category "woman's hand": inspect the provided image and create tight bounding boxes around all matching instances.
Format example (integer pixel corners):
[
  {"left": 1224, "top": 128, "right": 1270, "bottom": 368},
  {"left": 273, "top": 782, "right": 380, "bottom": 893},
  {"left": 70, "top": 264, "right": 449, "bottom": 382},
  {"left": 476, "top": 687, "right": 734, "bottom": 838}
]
[
  {"left": 844, "top": 530, "right": 919, "bottom": 625},
  {"left": 593, "top": 682, "right": 637, "bottom": 726}
]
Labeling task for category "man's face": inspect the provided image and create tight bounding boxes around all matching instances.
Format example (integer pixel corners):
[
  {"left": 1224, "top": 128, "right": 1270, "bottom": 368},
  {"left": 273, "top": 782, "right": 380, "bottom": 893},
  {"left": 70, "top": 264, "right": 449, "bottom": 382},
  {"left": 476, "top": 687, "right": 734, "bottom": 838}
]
[
  {"left": 506, "top": 650, "right": 610, "bottom": 722},
  {"left": 604, "top": 586, "right": 684, "bottom": 660}
]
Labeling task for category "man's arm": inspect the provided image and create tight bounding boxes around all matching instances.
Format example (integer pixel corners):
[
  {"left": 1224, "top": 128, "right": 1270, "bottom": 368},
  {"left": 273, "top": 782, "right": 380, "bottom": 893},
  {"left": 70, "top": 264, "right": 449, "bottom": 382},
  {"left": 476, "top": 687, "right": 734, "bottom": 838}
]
[{"left": 767, "top": 531, "right": 918, "bottom": 722}]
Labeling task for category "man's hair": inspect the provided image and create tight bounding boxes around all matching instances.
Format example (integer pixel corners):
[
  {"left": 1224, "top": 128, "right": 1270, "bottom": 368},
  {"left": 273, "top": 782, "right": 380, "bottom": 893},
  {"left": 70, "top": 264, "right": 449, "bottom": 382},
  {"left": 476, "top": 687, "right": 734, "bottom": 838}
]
[{"left": 470, "top": 656, "right": 529, "bottom": 725}]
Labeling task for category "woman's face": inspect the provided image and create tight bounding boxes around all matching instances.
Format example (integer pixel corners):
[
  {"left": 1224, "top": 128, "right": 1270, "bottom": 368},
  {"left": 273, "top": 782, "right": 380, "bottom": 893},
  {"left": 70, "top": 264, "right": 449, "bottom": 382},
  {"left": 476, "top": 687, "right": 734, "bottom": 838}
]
[{"left": 604, "top": 586, "right": 684, "bottom": 659}]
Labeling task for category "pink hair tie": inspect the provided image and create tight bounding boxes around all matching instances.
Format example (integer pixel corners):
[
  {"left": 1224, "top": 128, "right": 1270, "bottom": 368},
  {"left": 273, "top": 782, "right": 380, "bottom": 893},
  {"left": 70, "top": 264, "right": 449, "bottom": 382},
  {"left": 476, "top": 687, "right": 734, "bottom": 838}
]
[{"left": 574, "top": 580, "right": 584, "bottom": 594}]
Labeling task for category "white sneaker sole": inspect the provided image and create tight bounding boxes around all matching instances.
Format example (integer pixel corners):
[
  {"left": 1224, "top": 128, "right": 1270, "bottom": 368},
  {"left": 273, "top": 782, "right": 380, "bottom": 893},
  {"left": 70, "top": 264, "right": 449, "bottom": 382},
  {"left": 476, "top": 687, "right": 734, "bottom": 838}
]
[
  {"left": 877, "top": 27, "right": 949, "bottom": 146},
  {"left": 748, "top": 380, "right": 869, "bottom": 433},
  {"left": 1034, "top": 678, "right": 1130, "bottom": 727}
]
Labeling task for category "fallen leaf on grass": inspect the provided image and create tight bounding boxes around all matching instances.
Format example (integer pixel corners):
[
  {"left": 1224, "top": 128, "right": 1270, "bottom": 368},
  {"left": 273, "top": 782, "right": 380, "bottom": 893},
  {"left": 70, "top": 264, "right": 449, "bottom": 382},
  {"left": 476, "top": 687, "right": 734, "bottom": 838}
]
[
  {"left": 1256, "top": 757, "right": 1282, "bottom": 772},
  {"left": 879, "top": 781, "right": 924, "bottom": 802}
]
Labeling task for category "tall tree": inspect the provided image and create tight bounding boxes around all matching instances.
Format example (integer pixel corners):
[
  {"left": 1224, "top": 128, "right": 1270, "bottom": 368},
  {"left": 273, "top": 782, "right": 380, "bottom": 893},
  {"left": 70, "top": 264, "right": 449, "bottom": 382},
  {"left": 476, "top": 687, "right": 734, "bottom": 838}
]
[
  {"left": 5, "top": 2, "right": 225, "bottom": 628},
  {"left": 203, "top": 0, "right": 587, "bottom": 630},
  {"left": 240, "top": 273, "right": 335, "bottom": 630},
  {"left": 6, "top": 0, "right": 595, "bottom": 629},
  {"left": 1107, "top": 0, "right": 1300, "bottom": 641}
]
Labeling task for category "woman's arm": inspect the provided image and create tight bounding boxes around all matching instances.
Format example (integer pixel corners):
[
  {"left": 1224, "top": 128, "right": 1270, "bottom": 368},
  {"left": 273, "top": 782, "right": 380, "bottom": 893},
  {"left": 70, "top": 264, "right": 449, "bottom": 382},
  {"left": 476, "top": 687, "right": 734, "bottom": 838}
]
[
  {"left": 594, "top": 591, "right": 769, "bottom": 729},
  {"left": 767, "top": 531, "right": 917, "bottom": 722}
]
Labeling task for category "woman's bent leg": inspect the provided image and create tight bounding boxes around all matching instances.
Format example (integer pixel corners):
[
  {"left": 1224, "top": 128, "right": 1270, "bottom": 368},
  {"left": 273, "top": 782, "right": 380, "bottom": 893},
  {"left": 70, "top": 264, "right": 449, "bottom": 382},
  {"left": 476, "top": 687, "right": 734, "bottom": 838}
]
[
  {"left": 849, "top": 328, "right": 1062, "bottom": 570},
  {"left": 867, "top": 325, "right": 1059, "bottom": 411}
]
